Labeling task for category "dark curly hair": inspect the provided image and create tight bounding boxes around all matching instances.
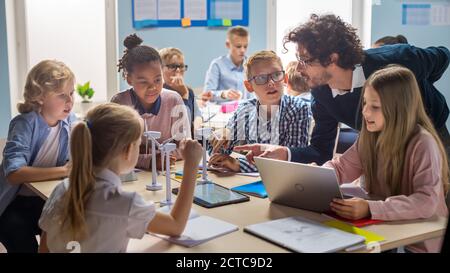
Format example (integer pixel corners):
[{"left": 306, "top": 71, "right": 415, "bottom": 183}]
[
  {"left": 117, "top": 33, "right": 162, "bottom": 79},
  {"left": 283, "top": 14, "right": 365, "bottom": 69}
]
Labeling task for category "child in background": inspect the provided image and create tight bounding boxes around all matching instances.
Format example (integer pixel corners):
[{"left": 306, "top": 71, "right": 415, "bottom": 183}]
[
  {"left": 209, "top": 51, "right": 310, "bottom": 173},
  {"left": 201, "top": 26, "right": 254, "bottom": 105},
  {"left": 112, "top": 34, "right": 191, "bottom": 170},
  {"left": 0, "top": 60, "right": 76, "bottom": 253},
  {"left": 325, "top": 65, "right": 448, "bottom": 253},
  {"left": 38, "top": 103, "right": 203, "bottom": 253},
  {"left": 159, "top": 47, "right": 202, "bottom": 134},
  {"left": 285, "top": 61, "right": 311, "bottom": 102},
  {"left": 373, "top": 34, "right": 408, "bottom": 48}
]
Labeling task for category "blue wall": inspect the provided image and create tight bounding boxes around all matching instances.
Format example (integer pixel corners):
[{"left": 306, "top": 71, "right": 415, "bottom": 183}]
[
  {"left": 0, "top": 0, "right": 11, "bottom": 138},
  {"left": 117, "top": 0, "right": 267, "bottom": 90},
  {"left": 372, "top": 0, "right": 450, "bottom": 129}
]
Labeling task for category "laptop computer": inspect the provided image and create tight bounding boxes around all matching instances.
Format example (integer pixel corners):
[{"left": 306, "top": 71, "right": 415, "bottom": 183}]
[{"left": 254, "top": 157, "right": 348, "bottom": 212}]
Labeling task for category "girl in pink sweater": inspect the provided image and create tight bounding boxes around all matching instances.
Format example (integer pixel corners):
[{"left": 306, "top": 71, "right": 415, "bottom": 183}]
[
  {"left": 112, "top": 34, "right": 191, "bottom": 170},
  {"left": 325, "top": 65, "right": 449, "bottom": 253}
]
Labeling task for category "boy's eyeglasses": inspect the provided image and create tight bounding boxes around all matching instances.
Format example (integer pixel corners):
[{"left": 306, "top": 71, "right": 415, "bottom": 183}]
[
  {"left": 249, "top": 71, "right": 285, "bottom": 85},
  {"left": 295, "top": 52, "right": 316, "bottom": 68},
  {"left": 165, "top": 64, "right": 188, "bottom": 72}
]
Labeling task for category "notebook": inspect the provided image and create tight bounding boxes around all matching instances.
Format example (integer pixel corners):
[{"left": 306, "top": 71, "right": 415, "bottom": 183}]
[
  {"left": 150, "top": 208, "right": 238, "bottom": 247},
  {"left": 244, "top": 216, "right": 365, "bottom": 253},
  {"left": 231, "top": 181, "right": 268, "bottom": 198}
]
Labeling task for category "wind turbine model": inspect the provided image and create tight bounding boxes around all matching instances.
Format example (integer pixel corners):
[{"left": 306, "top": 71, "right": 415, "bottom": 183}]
[
  {"left": 143, "top": 130, "right": 163, "bottom": 191},
  {"left": 159, "top": 142, "right": 177, "bottom": 207},
  {"left": 196, "top": 127, "right": 213, "bottom": 185}
]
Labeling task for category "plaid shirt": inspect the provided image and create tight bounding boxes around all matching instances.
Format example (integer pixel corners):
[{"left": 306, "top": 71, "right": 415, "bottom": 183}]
[{"left": 211, "top": 95, "right": 311, "bottom": 172}]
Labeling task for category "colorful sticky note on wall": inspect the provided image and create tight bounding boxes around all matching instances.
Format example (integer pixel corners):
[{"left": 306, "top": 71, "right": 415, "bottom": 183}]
[
  {"left": 222, "top": 19, "right": 232, "bottom": 26},
  {"left": 207, "top": 19, "right": 222, "bottom": 27},
  {"left": 181, "top": 18, "right": 191, "bottom": 27}
]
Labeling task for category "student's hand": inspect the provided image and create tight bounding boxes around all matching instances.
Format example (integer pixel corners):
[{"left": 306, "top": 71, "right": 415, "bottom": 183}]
[
  {"left": 210, "top": 128, "right": 231, "bottom": 153},
  {"left": 201, "top": 91, "right": 213, "bottom": 103},
  {"left": 233, "top": 144, "right": 289, "bottom": 164},
  {"left": 155, "top": 155, "right": 176, "bottom": 171},
  {"left": 222, "top": 89, "right": 242, "bottom": 100},
  {"left": 170, "top": 75, "right": 185, "bottom": 87},
  {"left": 63, "top": 161, "right": 71, "bottom": 177},
  {"left": 169, "top": 76, "right": 189, "bottom": 99},
  {"left": 330, "top": 198, "right": 370, "bottom": 220},
  {"left": 181, "top": 139, "right": 203, "bottom": 168},
  {"left": 208, "top": 154, "right": 240, "bottom": 172}
]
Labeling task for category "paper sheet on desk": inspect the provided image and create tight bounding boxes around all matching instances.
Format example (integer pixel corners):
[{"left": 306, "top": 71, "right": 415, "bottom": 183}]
[
  {"left": 235, "top": 172, "right": 260, "bottom": 177},
  {"left": 151, "top": 207, "right": 238, "bottom": 247}
]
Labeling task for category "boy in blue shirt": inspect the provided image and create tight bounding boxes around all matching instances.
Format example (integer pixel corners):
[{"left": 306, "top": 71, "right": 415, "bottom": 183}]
[{"left": 202, "top": 26, "right": 255, "bottom": 105}]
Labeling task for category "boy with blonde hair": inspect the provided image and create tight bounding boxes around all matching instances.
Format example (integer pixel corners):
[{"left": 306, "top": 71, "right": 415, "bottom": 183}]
[
  {"left": 208, "top": 51, "right": 311, "bottom": 172},
  {"left": 160, "top": 47, "right": 202, "bottom": 132}
]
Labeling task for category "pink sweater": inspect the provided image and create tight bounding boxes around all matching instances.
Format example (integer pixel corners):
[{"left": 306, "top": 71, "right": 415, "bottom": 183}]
[
  {"left": 324, "top": 126, "right": 448, "bottom": 253},
  {"left": 111, "top": 88, "right": 191, "bottom": 169}
]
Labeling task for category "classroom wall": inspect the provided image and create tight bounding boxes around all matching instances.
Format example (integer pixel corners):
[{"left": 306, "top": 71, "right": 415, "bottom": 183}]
[
  {"left": 0, "top": 0, "right": 11, "bottom": 138},
  {"left": 117, "top": 0, "right": 267, "bottom": 91},
  {"left": 372, "top": 0, "right": 450, "bottom": 129}
]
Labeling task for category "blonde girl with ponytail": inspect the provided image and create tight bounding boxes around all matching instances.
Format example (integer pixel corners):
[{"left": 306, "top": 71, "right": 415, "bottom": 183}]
[{"left": 38, "top": 103, "right": 202, "bottom": 252}]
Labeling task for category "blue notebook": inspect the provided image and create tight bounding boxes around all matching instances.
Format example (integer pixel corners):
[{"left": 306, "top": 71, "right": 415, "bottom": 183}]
[{"left": 231, "top": 181, "right": 268, "bottom": 199}]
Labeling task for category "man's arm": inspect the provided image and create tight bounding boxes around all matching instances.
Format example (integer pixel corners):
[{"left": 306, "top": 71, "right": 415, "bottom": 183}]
[{"left": 289, "top": 97, "right": 339, "bottom": 164}]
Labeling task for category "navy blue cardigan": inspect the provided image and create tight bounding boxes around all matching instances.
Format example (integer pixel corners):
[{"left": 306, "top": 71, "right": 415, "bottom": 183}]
[{"left": 290, "top": 44, "right": 450, "bottom": 164}]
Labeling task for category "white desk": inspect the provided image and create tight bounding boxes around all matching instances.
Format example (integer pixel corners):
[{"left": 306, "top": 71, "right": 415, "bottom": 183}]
[{"left": 27, "top": 161, "right": 447, "bottom": 253}]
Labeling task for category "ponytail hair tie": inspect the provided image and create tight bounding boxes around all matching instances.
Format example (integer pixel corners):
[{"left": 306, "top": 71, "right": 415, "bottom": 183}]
[{"left": 84, "top": 119, "right": 93, "bottom": 130}]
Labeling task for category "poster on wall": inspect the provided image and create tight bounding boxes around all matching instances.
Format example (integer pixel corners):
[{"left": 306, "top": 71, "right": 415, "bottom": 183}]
[
  {"left": 402, "top": 3, "right": 450, "bottom": 26},
  {"left": 132, "top": 0, "right": 249, "bottom": 29}
]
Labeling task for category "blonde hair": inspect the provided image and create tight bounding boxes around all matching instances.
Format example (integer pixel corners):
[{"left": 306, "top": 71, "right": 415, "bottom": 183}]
[
  {"left": 159, "top": 47, "right": 184, "bottom": 64},
  {"left": 358, "top": 65, "right": 449, "bottom": 196},
  {"left": 286, "top": 61, "right": 309, "bottom": 94},
  {"left": 244, "top": 50, "right": 283, "bottom": 80},
  {"left": 61, "top": 103, "right": 143, "bottom": 241},
  {"left": 18, "top": 60, "right": 75, "bottom": 114},
  {"left": 227, "top": 26, "right": 249, "bottom": 39}
]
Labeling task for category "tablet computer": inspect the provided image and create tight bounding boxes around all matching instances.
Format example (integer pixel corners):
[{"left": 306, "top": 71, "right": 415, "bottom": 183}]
[{"left": 172, "top": 183, "right": 250, "bottom": 208}]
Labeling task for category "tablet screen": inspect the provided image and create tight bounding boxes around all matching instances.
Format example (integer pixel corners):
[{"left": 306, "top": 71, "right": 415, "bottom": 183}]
[{"left": 172, "top": 183, "right": 249, "bottom": 208}]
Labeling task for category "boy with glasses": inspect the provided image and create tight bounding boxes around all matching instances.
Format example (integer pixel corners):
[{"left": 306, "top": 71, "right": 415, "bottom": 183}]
[
  {"left": 207, "top": 51, "right": 311, "bottom": 172},
  {"left": 160, "top": 47, "right": 202, "bottom": 133}
]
